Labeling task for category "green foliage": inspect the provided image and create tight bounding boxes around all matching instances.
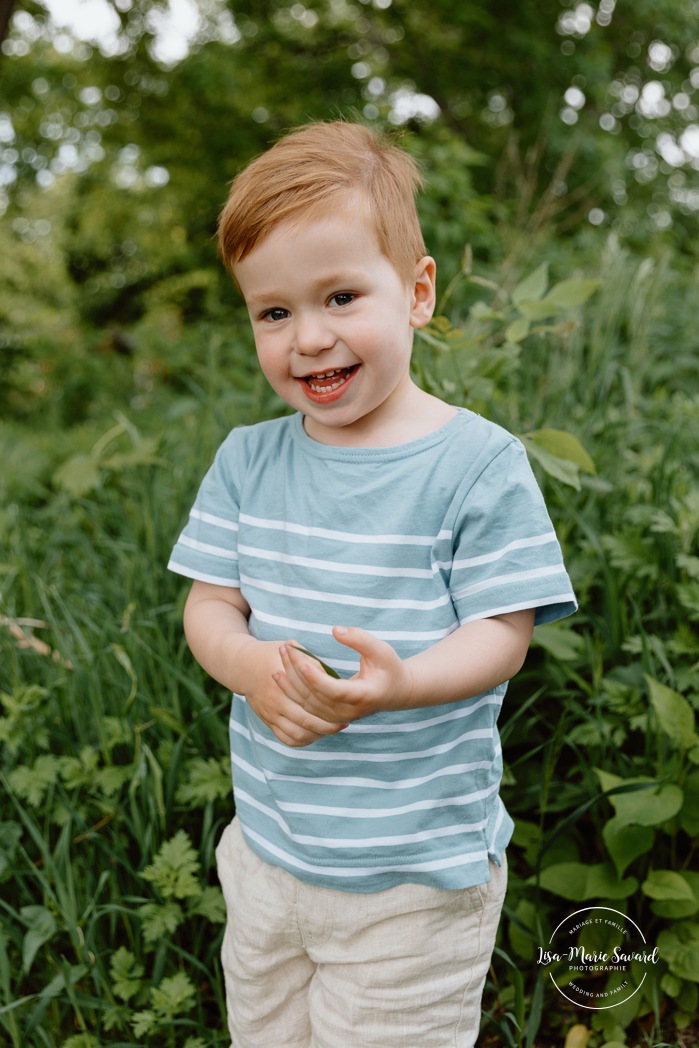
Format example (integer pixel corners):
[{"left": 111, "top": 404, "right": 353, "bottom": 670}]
[{"left": 2, "top": 233, "right": 698, "bottom": 1047}]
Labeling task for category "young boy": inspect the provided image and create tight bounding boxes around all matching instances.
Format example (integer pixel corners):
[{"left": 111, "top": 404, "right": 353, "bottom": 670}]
[{"left": 168, "top": 121, "right": 576, "bottom": 1047}]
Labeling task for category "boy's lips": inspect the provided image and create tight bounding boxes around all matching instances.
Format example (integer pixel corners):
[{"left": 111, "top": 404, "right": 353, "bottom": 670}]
[{"left": 297, "top": 364, "right": 360, "bottom": 402}]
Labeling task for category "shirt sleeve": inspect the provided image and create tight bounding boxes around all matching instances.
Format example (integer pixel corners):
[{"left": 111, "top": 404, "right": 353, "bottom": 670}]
[
  {"left": 167, "top": 431, "right": 242, "bottom": 588},
  {"left": 449, "top": 437, "right": 577, "bottom": 626}
]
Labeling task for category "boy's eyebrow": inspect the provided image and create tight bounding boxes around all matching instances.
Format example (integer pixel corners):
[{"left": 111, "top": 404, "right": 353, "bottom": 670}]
[{"left": 245, "top": 271, "right": 367, "bottom": 309}]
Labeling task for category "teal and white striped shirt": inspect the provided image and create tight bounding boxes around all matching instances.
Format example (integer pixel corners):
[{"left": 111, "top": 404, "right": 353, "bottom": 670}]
[{"left": 169, "top": 409, "right": 576, "bottom": 892}]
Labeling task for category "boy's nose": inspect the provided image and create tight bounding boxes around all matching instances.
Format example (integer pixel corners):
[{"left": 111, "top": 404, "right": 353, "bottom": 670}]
[{"left": 293, "top": 312, "right": 335, "bottom": 355}]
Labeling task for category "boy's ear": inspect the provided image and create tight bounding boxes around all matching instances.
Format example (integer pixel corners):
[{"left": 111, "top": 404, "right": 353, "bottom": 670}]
[{"left": 409, "top": 256, "right": 437, "bottom": 329}]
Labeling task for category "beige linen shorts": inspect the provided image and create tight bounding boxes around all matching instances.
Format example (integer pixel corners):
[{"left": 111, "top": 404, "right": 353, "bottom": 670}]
[{"left": 215, "top": 817, "right": 507, "bottom": 1048}]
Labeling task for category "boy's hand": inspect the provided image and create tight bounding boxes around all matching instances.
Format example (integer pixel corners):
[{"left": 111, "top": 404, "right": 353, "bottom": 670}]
[
  {"left": 242, "top": 639, "right": 347, "bottom": 747},
  {"left": 277, "top": 627, "right": 412, "bottom": 724}
]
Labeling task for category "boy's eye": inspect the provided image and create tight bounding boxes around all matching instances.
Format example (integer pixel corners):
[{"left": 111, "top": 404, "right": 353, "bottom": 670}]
[
  {"left": 329, "top": 292, "right": 355, "bottom": 308},
  {"left": 262, "top": 307, "right": 290, "bottom": 322}
]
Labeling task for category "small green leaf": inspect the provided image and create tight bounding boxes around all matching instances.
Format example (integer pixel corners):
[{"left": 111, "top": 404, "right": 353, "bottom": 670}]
[
  {"left": 110, "top": 946, "right": 144, "bottom": 1003},
  {"left": 61, "top": 1035, "right": 100, "bottom": 1048},
  {"left": 662, "top": 972, "right": 683, "bottom": 997},
  {"left": 646, "top": 676, "right": 698, "bottom": 752},
  {"left": 596, "top": 773, "right": 684, "bottom": 828},
  {"left": 537, "top": 861, "right": 637, "bottom": 901},
  {"left": 131, "top": 1010, "right": 157, "bottom": 1039},
  {"left": 658, "top": 922, "right": 699, "bottom": 982},
  {"left": 643, "top": 870, "right": 696, "bottom": 902},
  {"left": 291, "top": 645, "right": 341, "bottom": 678},
  {"left": 21, "top": 905, "right": 57, "bottom": 973},
  {"left": 651, "top": 871, "right": 699, "bottom": 917},
  {"left": 511, "top": 262, "right": 549, "bottom": 305},
  {"left": 531, "top": 624, "right": 584, "bottom": 661},
  {"left": 515, "top": 299, "right": 561, "bottom": 321},
  {"left": 544, "top": 278, "right": 600, "bottom": 309},
  {"left": 0, "top": 821, "right": 22, "bottom": 881},
  {"left": 523, "top": 429, "right": 595, "bottom": 474},
  {"left": 505, "top": 316, "right": 531, "bottom": 343},
  {"left": 140, "top": 830, "right": 200, "bottom": 899},
  {"left": 189, "top": 885, "right": 227, "bottom": 924},
  {"left": 520, "top": 438, "right": 581, "bottom": 489},
  {"left": 680, "top": 771, "right": 699, "bottom": 836},
  {"left": 150, "top": 971, "right": 197, "bottom": 1018},
  {"left": 8, "top": 755, "right": 61, "bottom": 807},
  {"left": 138, "top": 900, "right": 184, "bottom": 943},
  {"left": 54, "top": 454, "right": 101, "bottom": 497},
  {"left": 602, "top": 817, "right": 654, "bottom": 878},
  {"left": 176, "top": 756, "right": 232, "bottom": 805}
]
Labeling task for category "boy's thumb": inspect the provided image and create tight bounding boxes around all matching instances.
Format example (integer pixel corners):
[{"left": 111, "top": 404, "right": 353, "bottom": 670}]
[{"left": 332, "top": 625, "right": 381, "bottom": 657}]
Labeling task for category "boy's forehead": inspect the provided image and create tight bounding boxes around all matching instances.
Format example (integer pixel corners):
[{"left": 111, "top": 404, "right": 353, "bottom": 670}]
[{"left": 234, "top": 207, "right": 388, "bottom": 292}]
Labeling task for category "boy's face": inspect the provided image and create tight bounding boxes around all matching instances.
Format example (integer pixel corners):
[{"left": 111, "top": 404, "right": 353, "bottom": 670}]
[{"left": 234, "top": 208, "right": 436, "bottom": 446}]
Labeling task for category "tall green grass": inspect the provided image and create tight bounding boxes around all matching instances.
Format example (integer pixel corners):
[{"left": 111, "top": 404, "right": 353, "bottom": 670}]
[{"left": 2, "top": 237, "right": 698, "bottom": 1046}]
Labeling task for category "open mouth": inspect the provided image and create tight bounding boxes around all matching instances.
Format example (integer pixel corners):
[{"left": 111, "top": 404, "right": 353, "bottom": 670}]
[{"left": 302, "top": 365, "right": 359, "bottom": 394}]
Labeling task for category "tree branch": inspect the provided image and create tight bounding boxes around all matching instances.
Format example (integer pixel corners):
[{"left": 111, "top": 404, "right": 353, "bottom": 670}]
[{"left": 0, "top": 0, "right": 18, "bottom": 51}]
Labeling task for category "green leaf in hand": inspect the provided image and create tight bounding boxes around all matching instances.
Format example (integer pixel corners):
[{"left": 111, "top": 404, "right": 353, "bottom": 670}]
[{"left": 291, "top": 645, "right": 341, "bottom": 678}]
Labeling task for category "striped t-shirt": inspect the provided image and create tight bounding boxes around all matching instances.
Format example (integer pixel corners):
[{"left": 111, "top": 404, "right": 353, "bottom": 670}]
[{"left": 168, "top": 408, "right": 576, "bottom": 892}]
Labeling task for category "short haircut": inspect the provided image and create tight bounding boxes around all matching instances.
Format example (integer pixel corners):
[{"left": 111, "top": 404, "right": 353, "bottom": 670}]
[{"left": 217, "top": 121, "right": 427, "bottom": 286}]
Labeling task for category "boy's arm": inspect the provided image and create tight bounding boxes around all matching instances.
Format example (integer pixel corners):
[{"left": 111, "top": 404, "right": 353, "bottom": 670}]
[
  {"left": 274, "top": 608, "right": 535, "bottom": 723},
  {"left": 183, "top": 580, "right": 347, "bottom": 746}
]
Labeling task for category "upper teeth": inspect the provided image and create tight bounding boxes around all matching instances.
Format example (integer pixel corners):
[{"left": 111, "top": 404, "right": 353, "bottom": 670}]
[{"left": 310, "top": 369, "right": 343, "bottom": 378}]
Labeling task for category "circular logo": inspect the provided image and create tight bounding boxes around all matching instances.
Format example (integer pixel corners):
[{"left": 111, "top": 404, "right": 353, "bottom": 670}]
[{"left": 536, "top": 906, "right": 659, "bottom": 1010}]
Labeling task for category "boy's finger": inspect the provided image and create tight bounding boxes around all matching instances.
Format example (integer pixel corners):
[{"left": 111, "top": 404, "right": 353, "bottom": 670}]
[
  {"left": 282, "top": 643, "right": 338, "bottom": 697},
  {"left": 332, "top": 625, "right": 387, "bottom": 661}
]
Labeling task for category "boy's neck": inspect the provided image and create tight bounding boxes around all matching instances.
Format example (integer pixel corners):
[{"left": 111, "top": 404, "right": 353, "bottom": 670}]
[{"left": 302, "top": 382, "right": 457, "bottom": 449}]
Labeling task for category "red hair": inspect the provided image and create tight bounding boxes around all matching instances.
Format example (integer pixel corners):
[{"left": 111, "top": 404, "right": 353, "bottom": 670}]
[{"left": 218, "top": 121, "right": 427, "bottom": 286}]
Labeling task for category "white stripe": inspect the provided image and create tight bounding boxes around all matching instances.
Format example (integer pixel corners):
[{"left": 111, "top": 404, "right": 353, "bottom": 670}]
[
  {"left": 243, "top": 825, "right": 487, "bottom": 877},
  {"left": 251, "top": 608, "right": 456, "bottom": 642},
  {"left": 345, "top": 693, "right": 501, "bottom": 734},
  {"left": 232, "top": 719, "right": 493, "bottom": 762},
  {"left": 452, "top": 531, "right": 557, "bottom": 569},
  {"left": 231, "top": 752, "right": 498, "bottom": 791},
  {"left": 457, "top": 593, "right": 575, "bottom": 625},
  {"left": 236, "top": 787, "right": 487, "bottom": 843},
  {"left": 178, "top": 534, "right": 238, "bottom": 560},
  {"left": 240, "top": 573, "right": 452, "bottom": 612},
  {"left": 167, "top": 560, "right": 239, "bottom": 587},
  {"left": 191, "top": 507, "right": 239, "bottom": 532},
  {"left": 240, "top": 512, "right": 451, "bottom": 546},
  {"left": 452, "top": 565, "right": 563, "bottom": 599},
  {"left": 274, "top": 781, "right": 500, "bottom": 819},
  {"left": 238, "top": 544, "right": 435, "bottom": 579},
  {"left": 487, "top": 796, "right": 506, "bottom": 853}
]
